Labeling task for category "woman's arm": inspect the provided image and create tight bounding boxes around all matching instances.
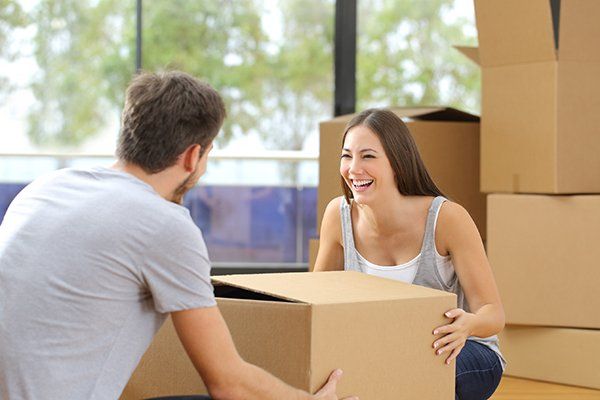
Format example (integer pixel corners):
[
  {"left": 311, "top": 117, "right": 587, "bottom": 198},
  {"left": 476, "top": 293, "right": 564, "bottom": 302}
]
[
  {"left": 313, "top": 197, "right": 345, "bottom": 272},
  {"left": 432, "top": 201, "right": 505, "bottom": 363}
]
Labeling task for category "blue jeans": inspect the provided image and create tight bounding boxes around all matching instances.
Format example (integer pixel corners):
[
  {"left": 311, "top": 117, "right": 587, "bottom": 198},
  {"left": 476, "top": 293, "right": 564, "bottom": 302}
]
[{"left": 455, "top": 340, "right": 503, "bottom": 400}]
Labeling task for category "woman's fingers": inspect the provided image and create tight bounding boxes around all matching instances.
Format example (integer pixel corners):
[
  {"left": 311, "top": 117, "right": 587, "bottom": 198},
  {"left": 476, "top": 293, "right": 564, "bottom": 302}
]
[
  {"left": 435, "top": 335, "right": 464, "bottom": 356},
  {"left": 432, "top": 308, "right": 469, "bottom": 365},
  {"left": 434, "top": 308, "right": 464, "bottom": 333},
  {"left": 433, "top": 332, "right": 457, "bottom": 349},
  {"left": 432, "top": 323, "right": 458, "bottom": 335},
  {"left": 444, "top": 308, "right": 465, "bottom": 319},
  {"left": 445, "top": 344, "right": 464, "bottom": 365}
]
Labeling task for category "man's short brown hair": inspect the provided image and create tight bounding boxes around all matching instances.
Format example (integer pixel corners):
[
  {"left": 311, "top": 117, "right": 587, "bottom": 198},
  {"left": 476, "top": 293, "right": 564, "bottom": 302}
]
[{"left": 117, "top": 71, "right": 226, "bottom": 173}]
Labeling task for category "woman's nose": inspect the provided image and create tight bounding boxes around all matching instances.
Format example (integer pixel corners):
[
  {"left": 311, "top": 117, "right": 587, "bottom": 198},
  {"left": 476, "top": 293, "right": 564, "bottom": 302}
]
[{"left": 348, "top": 158, "right": 362, "bottom": 174}]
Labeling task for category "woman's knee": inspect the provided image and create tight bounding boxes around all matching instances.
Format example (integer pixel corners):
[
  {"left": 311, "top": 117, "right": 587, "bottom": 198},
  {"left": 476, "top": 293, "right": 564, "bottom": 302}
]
[{"left": 455, "top": 341, "right": 502, "bottom": 400}]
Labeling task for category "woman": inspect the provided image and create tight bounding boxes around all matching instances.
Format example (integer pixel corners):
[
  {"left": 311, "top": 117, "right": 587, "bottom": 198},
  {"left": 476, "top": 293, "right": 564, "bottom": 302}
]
[{"left": 314, "top": 108, "right": 505, "bottom": 400}]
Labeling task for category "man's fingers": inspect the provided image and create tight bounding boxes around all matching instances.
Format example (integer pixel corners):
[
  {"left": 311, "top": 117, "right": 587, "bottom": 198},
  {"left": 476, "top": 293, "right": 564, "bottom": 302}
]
[
  {"left": 316, "top": 369, "right": 360, "bottom": 400},
  {"left": 327, "top": 368, "right": 343, "bottom": 385},
  {"left": 315, "top": 369, "right": 343, "bottom": 395}
]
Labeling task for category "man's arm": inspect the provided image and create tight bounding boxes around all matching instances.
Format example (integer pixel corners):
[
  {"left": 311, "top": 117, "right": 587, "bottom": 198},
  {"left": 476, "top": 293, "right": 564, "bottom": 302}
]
[{"left": 171, "top": 306, "right": 356, "bottom": 400}]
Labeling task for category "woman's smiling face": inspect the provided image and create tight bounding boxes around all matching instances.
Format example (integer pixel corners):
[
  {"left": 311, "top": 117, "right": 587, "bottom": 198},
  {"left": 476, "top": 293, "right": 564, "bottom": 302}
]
[{"left": 340, "top": 125, "right": 396, "bottom": 205}]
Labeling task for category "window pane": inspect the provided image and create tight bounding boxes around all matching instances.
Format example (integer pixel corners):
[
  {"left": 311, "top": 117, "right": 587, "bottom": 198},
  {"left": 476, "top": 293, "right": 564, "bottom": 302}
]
[
  {"left": 141, "top": 0, "right": 332, "bottom": 266},
  {"left": 142, "top": 0, "right": 334, "bottom": 153},
  {"left": 0, "top": 0, "right": 135, "bottom": 155},
  {"left": 357, "top": 0, "right": 480, "bottom": 113},
  {"left": 1, "top": 0, "right": 330, "bottom": 268}
]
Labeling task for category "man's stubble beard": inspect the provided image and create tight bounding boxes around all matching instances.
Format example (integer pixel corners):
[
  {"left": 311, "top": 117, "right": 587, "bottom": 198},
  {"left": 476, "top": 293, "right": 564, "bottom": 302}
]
[{"left": 171, "top": 164, "right": 200, "bottom": 204}]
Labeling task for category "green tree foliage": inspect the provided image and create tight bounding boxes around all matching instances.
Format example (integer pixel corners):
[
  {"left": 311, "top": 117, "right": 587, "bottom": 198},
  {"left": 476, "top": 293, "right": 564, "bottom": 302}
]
[
  {"left": 2, "top": 0, "right": 479, "bottom": 150},
  {"left": 0, "top": 0, "right": 26, "bottom": 52},
  {"left": 357, "top": 0, "right": 480, "bottom": 113},
  {"left": 141, "top": 0, "right": 269, "bottom": 145},
  {"left": 26, "top": 0, "right": 133, "bottom": 147},
  {"left": 141, "top": 0, "right": 333, "bottom": 152},
  {"left": 0, "top": 0, "right": 28, "bottom": 100},
  {"left": 258, "top": 0, "right": 334, "bottom": 151}
]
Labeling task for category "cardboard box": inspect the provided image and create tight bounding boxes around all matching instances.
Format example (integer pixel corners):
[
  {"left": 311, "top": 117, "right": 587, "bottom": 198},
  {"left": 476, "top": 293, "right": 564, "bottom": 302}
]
[
  {"left": 120, "top": 316, "right": 198, "bottom": 400},
  {"left": 318, "top": 107, "right": 486, "bottom": 239},
  {"left": 458, "top": 0, "right": 600, "bottom": 193},
  {"left": 308, "top": 238, "right": 319, "bottom": 271},
  {"left": 487, "top": 194, "right": 600, "bottom": 328},
  {"left": 499, "top": 325, "right": 600, "bottom": 389},
  {"left": 122, "top": 271, "right": 456, "bottom": 399}
]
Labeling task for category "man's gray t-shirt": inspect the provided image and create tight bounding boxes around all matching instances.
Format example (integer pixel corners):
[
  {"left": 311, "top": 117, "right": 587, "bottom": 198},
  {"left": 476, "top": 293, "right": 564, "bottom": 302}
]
[{"left": 0, "top": 167, "right": 216, "bottom": 400}]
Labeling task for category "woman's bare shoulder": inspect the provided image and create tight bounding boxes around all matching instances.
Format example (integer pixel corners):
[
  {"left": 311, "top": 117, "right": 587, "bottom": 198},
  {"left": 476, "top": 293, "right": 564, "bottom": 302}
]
[
  {"left": 323, "top": 196, "right": 345, "bottom": 220},
  {"left": 320, "top": 196, "right": 345, "bottom": 240},
  {"left": 436, "top": 200, "right": 481, "bottom": 250},
  {"left": 438, "top": 200, "right": 470, "bottom": 222}
]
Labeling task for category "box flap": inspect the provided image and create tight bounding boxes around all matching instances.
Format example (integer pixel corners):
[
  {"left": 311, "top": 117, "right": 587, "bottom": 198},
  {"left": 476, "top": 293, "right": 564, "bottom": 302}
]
[
  {"left": 559, "top": 0, "right": 600, "bottom": 61},
  {"left": 454, "top": 45, "right": 480, "bottom": 65},
  {"left": 390, "top": 106, "right": 479, "bottom": 122},
  {"left": 320, "top": 107, "right": 479, "bottom": 126},
  {"left": 212, "top": 271, "right": 454, "bottom": 305},
  {"left": 475, "top": 0, "right": 556, "bottom": 66},
  {"left": 320, "top": 114, "right": 355, "bottom": 126}
]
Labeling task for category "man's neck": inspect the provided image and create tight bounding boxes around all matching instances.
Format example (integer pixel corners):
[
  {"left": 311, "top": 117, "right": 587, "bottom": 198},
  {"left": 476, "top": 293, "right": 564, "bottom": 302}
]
[{"left": 111, "top": 161, "right": 177, "bottom": 201}]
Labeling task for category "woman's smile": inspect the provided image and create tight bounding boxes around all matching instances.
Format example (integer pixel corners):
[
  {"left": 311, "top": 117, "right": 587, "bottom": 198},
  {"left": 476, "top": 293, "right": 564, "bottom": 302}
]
[{"left": 351, "top": 179, "right": 374, "bottom": 191}]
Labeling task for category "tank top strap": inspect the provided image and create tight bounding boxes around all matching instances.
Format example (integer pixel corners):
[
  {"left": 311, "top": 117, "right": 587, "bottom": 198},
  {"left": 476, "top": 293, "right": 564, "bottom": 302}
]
[
  {"left": 419, "top": 196, "right": 447, "bottom": 256},
  {"left": 339, "top": 199, "right": 361, "bottom": 272}
]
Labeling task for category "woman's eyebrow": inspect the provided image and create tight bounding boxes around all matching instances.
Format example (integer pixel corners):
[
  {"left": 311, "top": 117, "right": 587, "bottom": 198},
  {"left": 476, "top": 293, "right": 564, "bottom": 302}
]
[{"left": 342, "top": 148, "right": 378, "bottom": 153}]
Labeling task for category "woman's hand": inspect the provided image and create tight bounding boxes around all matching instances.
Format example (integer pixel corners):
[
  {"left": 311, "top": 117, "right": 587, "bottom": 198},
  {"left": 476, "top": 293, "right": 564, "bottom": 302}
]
[{"left": 432, "top": 308, "right": 476, "bottom": 365}]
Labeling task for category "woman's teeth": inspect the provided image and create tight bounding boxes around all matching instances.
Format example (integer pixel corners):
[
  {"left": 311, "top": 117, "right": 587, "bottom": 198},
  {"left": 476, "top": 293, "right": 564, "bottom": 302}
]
[{"left": 353, "top": 179, "right": 373, "bottom": 188}]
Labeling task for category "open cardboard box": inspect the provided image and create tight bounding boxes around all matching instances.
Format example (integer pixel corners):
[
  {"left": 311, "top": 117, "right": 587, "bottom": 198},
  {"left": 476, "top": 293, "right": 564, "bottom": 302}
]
[
  {"left": 122, "top": 271, "right": 456, "bottom": 399},
  {"left": 457, "top": 0, "right": 600, "bottom": 193},
  {"left": 318, "top": 107, "right": 485, "bottom": 239}
]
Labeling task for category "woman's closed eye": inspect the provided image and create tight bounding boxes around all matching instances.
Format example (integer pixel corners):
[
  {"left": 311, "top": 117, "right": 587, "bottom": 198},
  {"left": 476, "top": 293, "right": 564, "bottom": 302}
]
[{"left": 341, "top": 153, "right": 351, "bottom": 159}]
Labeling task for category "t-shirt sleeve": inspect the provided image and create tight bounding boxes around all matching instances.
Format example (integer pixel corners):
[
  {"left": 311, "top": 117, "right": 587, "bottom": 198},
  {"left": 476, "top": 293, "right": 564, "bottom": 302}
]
[{"left": 142, "top": 217, "right": 216, "bottom": 313}]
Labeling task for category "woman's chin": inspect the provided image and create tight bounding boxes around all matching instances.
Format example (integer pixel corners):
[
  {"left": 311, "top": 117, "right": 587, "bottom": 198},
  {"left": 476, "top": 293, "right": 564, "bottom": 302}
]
[{"left": 351, "top": 191, "right": 373, "bottom": 205}]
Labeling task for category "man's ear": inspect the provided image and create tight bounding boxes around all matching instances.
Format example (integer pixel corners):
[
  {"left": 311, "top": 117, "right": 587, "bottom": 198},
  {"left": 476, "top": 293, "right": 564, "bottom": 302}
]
[{"left": 182, "top": 144, "right": 202, "bottom": 172}]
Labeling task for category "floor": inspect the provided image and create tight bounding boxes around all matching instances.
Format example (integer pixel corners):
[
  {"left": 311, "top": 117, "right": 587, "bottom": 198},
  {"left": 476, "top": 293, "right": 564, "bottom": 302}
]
[{"left": 491, "top": 377, "right": 600, "bottom": 399}]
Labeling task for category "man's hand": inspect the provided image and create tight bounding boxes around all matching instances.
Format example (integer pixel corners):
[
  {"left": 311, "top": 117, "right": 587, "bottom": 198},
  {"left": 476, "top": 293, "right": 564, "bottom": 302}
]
[
  {"left": 172, "top": 307, "right": 359, "bottom": 400},
  {"left": 313, "top": 369, "right": 359, "bottom": 400},
  {"left": 432, "top": 308, "right": 476, "bottom": 365}
]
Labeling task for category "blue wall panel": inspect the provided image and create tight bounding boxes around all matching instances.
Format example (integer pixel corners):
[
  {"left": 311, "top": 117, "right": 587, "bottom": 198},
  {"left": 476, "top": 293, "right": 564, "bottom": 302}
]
[{"left": 0, "top": 183, "right": 317, "bottom": 265}]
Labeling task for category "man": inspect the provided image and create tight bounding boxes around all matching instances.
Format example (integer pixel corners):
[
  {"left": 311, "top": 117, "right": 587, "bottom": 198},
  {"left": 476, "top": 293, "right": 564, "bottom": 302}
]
[{"left": 0, "top": 71, "right": 356, "bottom": 400}]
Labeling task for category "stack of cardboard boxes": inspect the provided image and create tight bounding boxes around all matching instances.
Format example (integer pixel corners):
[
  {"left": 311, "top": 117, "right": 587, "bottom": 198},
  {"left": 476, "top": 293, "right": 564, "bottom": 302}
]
[{"left": 460, "top": 0, "right": 600, "bottom": 389}]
